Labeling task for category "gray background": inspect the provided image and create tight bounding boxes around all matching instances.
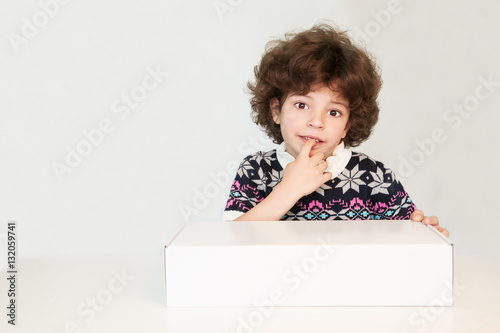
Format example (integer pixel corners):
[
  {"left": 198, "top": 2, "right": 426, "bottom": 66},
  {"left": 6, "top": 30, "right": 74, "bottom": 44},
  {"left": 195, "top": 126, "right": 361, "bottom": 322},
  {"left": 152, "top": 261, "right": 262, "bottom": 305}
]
[{"left": 1, "top": 0, "right": 499, "bottom": 257}]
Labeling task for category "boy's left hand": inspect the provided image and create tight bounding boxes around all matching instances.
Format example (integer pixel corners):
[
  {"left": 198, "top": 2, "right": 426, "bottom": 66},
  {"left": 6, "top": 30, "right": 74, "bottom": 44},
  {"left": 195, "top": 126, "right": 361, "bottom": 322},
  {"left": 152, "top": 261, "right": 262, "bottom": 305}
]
[{"left": 410, "top": 210, "right": 449, "bottom": 238}]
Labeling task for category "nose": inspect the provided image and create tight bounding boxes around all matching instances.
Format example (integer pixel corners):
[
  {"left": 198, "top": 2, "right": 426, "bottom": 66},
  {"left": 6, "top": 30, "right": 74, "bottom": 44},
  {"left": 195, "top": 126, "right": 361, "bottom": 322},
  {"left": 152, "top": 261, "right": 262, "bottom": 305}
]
[{"left": 307, "top": 110, "right": 325, "bottom": 129}]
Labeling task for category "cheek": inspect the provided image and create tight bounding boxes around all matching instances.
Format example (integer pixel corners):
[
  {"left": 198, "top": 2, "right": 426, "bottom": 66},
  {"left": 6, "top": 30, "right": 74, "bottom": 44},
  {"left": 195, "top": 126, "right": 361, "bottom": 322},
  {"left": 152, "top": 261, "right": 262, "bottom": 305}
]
[
  {"left": 342, "top": 125, "right": 349, "bottom": 137},
  {"left": 340, "top": 118, "right": 350, "bottom": 135},
  {"left": 279, "top": 116, "right": 300, "bottom": 134},
  {"left": 281, "top": 112, "right": 302, "bottom": 126}
]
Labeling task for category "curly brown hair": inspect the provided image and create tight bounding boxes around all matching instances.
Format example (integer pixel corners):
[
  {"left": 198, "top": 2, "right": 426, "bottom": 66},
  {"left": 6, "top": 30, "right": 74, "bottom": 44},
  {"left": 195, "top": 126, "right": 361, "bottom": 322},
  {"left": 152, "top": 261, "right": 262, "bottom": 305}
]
[{"left": 248, "top": 23, "right": 382, "bottom": 148}]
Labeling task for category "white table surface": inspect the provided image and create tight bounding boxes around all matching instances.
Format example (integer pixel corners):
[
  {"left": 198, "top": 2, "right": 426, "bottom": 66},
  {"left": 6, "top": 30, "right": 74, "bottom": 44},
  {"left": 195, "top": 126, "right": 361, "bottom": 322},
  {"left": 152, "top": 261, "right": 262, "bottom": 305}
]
[{"left": 1, "top": 254, "right": 499, "bottom": 333}]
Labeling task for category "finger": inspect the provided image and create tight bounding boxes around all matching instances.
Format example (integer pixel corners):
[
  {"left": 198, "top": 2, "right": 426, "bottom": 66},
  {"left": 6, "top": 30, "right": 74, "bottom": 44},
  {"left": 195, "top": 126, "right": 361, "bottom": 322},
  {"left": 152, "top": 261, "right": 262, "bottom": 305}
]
[
  {"left": 315, "top": 159, "right": 326, "bottom": 168},
  {"left": 297, "top": 139, "right": 316, "bottom": 159},
  {"left": 428, "top": 215, "right": 439, "bottom": 227},
  {"left": 410, "top": 209, "right": 424, "bottom": 222},
  {"left": 310, "top": 151, "right": 325, "bottom": 164},
  {"left": 321, "top": 171, "right": 332, "bottom": 183},
  {"left": 436, "top": 226, "right": 450, "bottom": 237},
  {"left": 422, "top": 215, "right": 439, "bottom": 226},
  {"left": 317, "top": 160, "right": 329, "bottom": 173}
]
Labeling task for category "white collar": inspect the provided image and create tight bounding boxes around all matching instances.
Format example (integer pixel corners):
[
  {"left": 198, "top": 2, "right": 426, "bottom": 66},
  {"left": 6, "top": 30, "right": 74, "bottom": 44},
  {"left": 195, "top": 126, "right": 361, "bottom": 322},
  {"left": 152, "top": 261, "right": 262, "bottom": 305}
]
[{"left": 276, "top": 141, "right": 352, "bottom": 180}]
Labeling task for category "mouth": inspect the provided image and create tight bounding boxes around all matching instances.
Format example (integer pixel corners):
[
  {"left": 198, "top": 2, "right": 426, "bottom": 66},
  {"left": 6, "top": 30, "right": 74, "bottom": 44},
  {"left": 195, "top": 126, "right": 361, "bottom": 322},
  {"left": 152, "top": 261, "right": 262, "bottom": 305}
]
[{"left": 299, "top": 135, "right": 324, "bottom": 144}]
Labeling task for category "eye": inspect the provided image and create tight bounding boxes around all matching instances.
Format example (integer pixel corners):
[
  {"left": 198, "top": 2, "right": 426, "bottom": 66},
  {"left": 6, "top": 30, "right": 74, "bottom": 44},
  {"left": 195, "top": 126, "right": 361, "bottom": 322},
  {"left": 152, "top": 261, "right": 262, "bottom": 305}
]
[
  {"left": 329, "top": 110, "right": 341, "bottom": 117},
  {"left": 294, "top": 102, "right": 308, "bottom": 110}
]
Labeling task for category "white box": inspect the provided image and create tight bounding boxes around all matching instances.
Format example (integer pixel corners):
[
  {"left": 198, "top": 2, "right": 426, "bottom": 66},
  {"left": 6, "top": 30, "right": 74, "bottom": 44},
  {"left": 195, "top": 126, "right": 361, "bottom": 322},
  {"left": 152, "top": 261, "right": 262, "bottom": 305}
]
[{"left": 163, "top": 220, "right": 454, "bottom": 307}]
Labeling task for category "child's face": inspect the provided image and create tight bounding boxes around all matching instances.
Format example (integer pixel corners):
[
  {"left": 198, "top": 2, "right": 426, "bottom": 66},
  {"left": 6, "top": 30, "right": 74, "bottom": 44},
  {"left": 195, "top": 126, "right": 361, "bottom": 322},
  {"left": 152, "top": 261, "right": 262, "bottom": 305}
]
[{"left": 271, "top": 84, "right": 350, "bottom": 158}]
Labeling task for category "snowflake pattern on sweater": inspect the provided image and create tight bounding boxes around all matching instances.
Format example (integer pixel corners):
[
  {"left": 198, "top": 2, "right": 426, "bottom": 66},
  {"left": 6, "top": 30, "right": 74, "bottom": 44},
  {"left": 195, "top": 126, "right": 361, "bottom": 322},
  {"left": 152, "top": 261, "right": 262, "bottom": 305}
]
[{"left": 225, "top": 150, "right": 416, "bottom": 220}]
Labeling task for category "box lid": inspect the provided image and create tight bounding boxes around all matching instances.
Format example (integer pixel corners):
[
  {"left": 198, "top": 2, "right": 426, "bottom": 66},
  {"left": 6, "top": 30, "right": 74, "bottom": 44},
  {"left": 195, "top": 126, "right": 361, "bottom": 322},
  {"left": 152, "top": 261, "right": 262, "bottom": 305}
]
[{"left": 166, "top": 220, "right": 452, "bottom": 247}]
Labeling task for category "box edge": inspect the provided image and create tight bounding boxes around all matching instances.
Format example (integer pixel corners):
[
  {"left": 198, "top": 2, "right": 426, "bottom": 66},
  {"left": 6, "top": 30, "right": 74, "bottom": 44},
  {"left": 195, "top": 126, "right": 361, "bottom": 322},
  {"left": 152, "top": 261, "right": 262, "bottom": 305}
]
[{"left": 164, "top": 223, "right": 188, "bottom": 306}]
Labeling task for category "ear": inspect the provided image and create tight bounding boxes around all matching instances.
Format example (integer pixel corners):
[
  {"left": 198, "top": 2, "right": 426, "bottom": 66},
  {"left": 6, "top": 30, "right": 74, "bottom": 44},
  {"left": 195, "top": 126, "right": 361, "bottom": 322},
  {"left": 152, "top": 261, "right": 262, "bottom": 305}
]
[{"left": 270, "top": 98, "right": 281, "bottom": 124}]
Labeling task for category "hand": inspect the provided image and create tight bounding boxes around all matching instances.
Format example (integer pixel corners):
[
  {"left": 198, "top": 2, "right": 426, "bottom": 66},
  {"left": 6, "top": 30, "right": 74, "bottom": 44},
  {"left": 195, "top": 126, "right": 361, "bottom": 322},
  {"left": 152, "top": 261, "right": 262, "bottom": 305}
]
[
  {"left": 280, "top": 139, "right": 332, "bottom": 199},
  {"left": 410, "top": 209, "right": 449, "bottom": 238}
]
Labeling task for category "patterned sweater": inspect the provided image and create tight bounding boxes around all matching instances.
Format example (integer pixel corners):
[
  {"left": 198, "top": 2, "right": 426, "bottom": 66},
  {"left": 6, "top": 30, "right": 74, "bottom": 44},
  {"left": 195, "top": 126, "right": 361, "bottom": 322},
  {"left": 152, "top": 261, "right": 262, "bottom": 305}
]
[{"left": 224, "top": 149, "right": 416, "bottom": 220}]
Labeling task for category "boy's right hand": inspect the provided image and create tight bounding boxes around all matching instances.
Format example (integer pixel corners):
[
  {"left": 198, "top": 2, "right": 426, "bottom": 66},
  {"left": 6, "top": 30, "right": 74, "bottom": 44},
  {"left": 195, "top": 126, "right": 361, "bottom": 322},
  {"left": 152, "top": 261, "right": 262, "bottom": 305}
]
[
  {"left": 235, "top": 139, "right": 332, "bottom": 222},
  {"left": 280, "top": 139, "right": 332, "bottom": 199}
]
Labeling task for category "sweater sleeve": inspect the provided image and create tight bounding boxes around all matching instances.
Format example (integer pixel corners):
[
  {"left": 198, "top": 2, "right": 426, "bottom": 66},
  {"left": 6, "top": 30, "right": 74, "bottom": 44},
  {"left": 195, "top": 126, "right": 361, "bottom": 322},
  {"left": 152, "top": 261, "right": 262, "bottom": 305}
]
[
  {"left": 223, "top": 154, "right": 268, "bottom": 220},
  {"left": 367, "top": 165, "right": 417, "bottom": 220}
]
